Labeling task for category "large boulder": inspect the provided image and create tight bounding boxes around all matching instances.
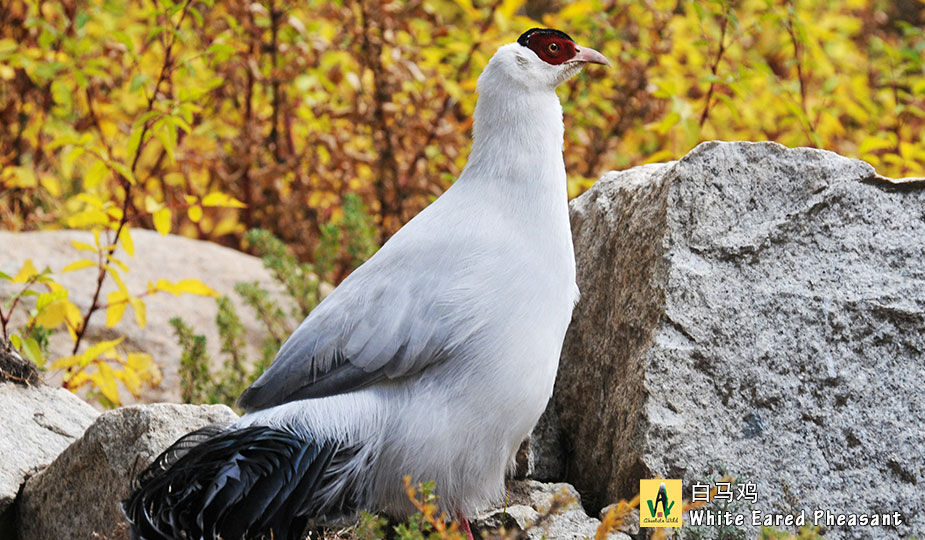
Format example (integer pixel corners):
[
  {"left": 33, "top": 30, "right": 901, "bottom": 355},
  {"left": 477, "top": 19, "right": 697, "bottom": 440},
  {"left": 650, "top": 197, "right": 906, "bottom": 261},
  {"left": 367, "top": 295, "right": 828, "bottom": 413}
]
[
  {"left": 16, "top": 402, "right": 237, "bottom": 540},
  {"left": 0, "top": 229, "right": 287, "bottom": 403},
  {"left": 0, "top": 381, "right": 98, "bottom": 537},
  {"left": 538, "top": 141, "right": 924, "bottom": 539}
]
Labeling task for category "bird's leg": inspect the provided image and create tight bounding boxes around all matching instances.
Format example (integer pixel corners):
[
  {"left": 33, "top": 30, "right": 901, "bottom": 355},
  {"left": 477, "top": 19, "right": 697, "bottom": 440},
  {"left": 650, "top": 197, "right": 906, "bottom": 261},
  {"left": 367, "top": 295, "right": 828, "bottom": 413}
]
[{"left": 457, "top": 512, "right": 475, "bottom": 540}]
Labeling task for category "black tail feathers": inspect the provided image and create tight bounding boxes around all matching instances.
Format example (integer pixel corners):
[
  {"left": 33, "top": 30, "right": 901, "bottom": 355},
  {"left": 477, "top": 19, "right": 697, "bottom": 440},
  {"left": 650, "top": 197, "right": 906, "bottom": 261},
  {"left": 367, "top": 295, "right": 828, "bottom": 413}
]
[{"left": 124, "top": 425, "right": 337, "bottom": 540}]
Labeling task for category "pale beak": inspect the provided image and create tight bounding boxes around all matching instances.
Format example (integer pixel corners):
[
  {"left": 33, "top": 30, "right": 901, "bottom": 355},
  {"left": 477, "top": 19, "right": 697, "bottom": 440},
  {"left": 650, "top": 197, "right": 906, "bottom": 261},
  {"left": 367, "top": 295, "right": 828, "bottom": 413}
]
[{"left": 569, "top": 46, "right": 611, "bottom": 67}]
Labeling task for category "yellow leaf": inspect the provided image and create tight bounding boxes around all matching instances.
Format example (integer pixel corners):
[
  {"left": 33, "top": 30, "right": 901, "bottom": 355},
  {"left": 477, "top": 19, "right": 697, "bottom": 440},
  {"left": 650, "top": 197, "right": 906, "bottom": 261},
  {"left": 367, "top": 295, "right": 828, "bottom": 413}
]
[
  {"left": 212, "top": 216, "right": 244, "bottom": 237},
  {"left": 109, "top": 161, "right": 136, "bottom": 185},
  {"left": 61, "top": 259, "right": 96, "bottom": 273},
  {"left": 643, "top": 149, "right": 676, "bottom": 165},
  {"left": 117, "top": 366, "right": 142, "bottom": 396},
  {"left": 106, "top": 291, "right": 129, "bottom": 327},
  {"left": 129, "top": 296, "right": 146, "bottom": 328},
  {"left": 105, "top": 303, "right": 127, "bottom": 328},
  {"left": 106, "top": 207, "right": 124, "bottom": 222},
  {"left": 4, "top": 166, "right": 37, "bottom": 188},
  {"left": 175, "top": 279, "right": 220, "bottom": 297},
  {"left": 34, "top": 300, "right": 67, "bottom": 328},
  {"left": 449, "top": 0, "right": 480, "bottom": 20},
  {"left": 498, "top": 0, "right": 526, "bottom": 20},
  {"left": 63, "top": 299, "right": 82, "bottom": 334},
  {"left": 120, "top": 229, "right": 135, "bottom": 257},
  {"left": 11, "top": 259, "right": 38, "bottom": 283},
  {"left": 858, "top": 136, "right": 894, "bottom": 154},
  {"left": 40, "top": 174, "right": 61, "bottom": 197},
  {"left": 201, "top": 192, "right": 246, "bottom": 208},
  {"left": 95, "top": 362, "right": 121, "bottom": 404},
  {"left": 78, "top": 193, "right": 105, "bottom": 209},
  {"left": 154, "top": 279, "right": 180, "bottom": 295},
  {"left": 80, "top": 336, "right": 125, "bottom": 366},
  {"left": 106, "top": 254, "right": 130, "bottom": 273},
  {"left": 187, "top": 204, "right": 203, "bottom": 223},
  {"left": 71, "top": 240, "right": 97, "bottom": 253},
  {"left": 556, "top": 0, "right": 596, "bottom": 20},
  {"left": 50, "top": 354, "right": 82, "bottom": 370},
  {"left": 84, "top": 159, "right": 108, "bottom": 189},
  {"left": 126, "top": 352, "right": 152, "bottom": 372},
  {"left": 108, "top": 267, "right": 129, "bottom": 295},
  {"left": 153, "top": 208, "right": 172, "bottom": 235},
  {"left": 67, "top": 209, "right": 110, "bottom": 228},
  {"left": 127, "top": 352, "right": 161, "bottom": 385},
  {"left": 67, "top": 371, "right": 91, "bottom": 390}
]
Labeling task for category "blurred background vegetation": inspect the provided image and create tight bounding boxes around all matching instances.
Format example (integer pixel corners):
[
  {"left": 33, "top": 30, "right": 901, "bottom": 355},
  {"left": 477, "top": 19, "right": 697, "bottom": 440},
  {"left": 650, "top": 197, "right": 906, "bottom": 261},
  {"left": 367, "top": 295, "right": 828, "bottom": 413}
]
[{"left": 2, "top": 0, "right": 923, "bottom": 268}]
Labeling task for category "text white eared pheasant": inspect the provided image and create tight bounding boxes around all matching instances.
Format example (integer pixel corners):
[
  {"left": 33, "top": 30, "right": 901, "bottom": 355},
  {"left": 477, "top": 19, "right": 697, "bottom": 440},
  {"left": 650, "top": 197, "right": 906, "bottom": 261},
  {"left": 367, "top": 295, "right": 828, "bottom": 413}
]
[{"left": 124, "top": 28, "right": 609, "bottom": 540}]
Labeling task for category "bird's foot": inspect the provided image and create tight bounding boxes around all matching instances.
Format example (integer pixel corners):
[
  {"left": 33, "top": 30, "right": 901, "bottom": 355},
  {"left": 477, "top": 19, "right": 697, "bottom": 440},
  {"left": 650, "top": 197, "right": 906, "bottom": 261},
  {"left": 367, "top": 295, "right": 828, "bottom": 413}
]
[{"left": 457, "top": 512, "right": 474, "bottom": 540}]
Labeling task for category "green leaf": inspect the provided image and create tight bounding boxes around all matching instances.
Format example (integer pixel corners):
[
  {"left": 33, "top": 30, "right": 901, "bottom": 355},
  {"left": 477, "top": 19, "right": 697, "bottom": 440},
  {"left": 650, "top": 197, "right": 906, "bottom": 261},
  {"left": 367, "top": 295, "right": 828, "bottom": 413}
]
[
  {"left": 109, "top": 161, "right": 136, "bottom": 185},
  {"left": 130, "top": 74, "right": 150, "bottom": 93},
  {"left": 85, "top": 159, "right": 108, "bottom": 189},
  {"left": 20, "top": 336, "right": 44, "bottom": 368}
]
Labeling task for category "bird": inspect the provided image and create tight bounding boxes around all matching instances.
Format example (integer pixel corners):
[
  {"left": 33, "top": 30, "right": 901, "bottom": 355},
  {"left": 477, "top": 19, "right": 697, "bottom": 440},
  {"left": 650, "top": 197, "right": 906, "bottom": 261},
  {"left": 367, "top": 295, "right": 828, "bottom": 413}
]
[{"left": 124, "top": 27, "right": 609, "bottom": 540}]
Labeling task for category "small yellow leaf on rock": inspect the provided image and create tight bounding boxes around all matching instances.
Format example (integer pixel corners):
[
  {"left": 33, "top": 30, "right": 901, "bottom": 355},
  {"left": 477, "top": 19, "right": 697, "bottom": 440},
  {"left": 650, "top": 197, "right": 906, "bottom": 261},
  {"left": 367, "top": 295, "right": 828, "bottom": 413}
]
[
  {"left": 12, "top": 260, "right": 38, "bottom": 283},
  {"left": 117, "top": 366, "right": 142, "bottom": 396},
  {"left": 50, "top": 354, "right": 82, "bottom": 370},
  {"left": 61, "top": 259, "right": 96, "bottom": 273},
  {"left": 95, "top": 362, "right": 121, "bottom": 405},
  {"left": 79, "top": 337, "right": 125, "bottom": 368},
  {"left": 130, "top": 296, "right": 147, "bottom": 328},
  {"left": 71, "top": 240, "right": 97, "bottom": 253},
  {"left": 120, "top": 228, "right": 135, "bottom": 257},
  {"left": 176, "top": 279, "right": 220, "bottom": 297},
  {"left": 106, "top": 292, "right": 128, "bottom": 328},
  {"left": 34, "top": 300, "right": 68, "bottom": 328}
]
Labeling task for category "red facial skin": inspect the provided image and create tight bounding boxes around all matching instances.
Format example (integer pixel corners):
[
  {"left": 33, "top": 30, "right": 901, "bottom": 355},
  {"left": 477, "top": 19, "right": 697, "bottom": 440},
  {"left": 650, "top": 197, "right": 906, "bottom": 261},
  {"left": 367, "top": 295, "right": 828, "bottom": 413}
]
[{"left": 525, "top": 34, "right": 577, "bottom": 65}]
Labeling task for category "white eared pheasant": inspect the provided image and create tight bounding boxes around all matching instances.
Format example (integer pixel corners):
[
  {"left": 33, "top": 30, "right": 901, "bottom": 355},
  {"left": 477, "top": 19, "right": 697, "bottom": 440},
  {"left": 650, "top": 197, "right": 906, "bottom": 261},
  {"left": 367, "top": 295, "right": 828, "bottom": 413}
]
[{"left": 124, "top": 28, "right": 609, "bottom": 540}]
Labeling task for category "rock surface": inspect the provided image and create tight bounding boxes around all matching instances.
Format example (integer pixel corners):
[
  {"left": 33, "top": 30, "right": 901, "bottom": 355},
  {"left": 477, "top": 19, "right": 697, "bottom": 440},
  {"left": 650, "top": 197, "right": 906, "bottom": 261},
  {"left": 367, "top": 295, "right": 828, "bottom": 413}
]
[
  {"left": 536, "top": 141, "right": 925, "bottom": 539},
  {"left": 475, "top": 480, "right": 630, "bottom": 540},
  {"left": 0, "top": 382, "right": 98, "bottom": 537},
  {"left": 16, "top": 402, "right": 237, "bottom": 540},
  {"left": 0, "top": 229, "right": 288, "bottom": 404}
]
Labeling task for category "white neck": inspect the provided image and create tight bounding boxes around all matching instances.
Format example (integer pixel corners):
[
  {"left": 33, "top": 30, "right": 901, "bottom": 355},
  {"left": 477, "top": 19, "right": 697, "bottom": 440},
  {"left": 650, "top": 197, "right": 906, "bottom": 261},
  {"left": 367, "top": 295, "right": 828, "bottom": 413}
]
[{"left": 456, "top": 56, "right": 567, "bottom": 200}]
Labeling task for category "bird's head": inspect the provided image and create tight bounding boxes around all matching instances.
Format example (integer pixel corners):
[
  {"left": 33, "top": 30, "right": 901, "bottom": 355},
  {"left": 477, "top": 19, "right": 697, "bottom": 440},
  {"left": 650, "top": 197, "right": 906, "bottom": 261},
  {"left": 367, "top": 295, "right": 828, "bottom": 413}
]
[{"left": 481, "top": 28, "right": 610, "bottom": 91}]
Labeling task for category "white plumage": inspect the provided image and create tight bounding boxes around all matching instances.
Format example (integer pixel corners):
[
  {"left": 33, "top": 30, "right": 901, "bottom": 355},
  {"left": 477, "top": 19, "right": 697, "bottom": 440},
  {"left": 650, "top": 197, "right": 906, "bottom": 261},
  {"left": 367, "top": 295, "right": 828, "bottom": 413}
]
[{"left": 126, "top": 28, "right": 608, "bottom": 540}]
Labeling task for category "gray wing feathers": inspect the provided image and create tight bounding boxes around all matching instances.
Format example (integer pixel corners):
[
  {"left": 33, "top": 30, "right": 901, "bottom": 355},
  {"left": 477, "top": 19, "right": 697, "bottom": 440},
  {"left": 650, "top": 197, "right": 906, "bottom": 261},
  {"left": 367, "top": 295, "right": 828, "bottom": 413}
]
[{"left": 237, "top": 259, "right": 459, "bottom": 412}]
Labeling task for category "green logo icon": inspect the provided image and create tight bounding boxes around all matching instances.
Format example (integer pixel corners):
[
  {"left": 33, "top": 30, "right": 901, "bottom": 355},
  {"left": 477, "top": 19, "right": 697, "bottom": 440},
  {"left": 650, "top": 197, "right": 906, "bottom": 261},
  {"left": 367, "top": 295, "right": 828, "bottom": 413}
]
[{"left": 647, "top": 483, "right": 675, "bottom": 518}]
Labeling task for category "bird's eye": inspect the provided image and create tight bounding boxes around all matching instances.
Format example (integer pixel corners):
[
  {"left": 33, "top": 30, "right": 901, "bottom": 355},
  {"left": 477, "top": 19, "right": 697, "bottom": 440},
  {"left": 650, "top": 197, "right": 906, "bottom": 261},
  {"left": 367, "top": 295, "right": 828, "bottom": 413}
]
[{"left": 547, "top": 42, "right": 559, "bottom": 54}]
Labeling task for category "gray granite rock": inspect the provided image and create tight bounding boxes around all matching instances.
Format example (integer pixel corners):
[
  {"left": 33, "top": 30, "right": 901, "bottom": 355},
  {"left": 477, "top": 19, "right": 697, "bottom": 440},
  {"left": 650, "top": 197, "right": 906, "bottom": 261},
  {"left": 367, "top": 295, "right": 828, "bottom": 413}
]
[
  {"left": 17, "top": 402, "right": 237, "bottom": 540},
  {"left": 475, "top": 480, "right": 630, "bottom": 540},
  {"left": 0, "top": 382, "right": 98, "bottom": 537},
  {"left": 536, "top": 141, "right": 924, "bottom": 540}
]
